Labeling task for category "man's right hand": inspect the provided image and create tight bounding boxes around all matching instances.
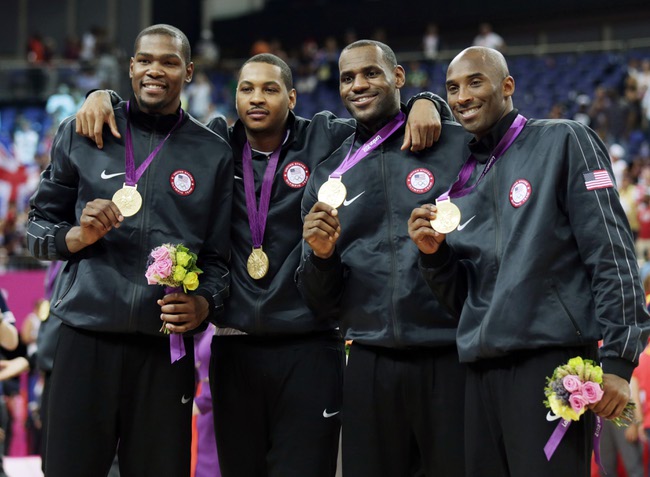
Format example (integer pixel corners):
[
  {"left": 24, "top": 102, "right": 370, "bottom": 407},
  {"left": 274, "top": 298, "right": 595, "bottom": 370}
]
[
  {"left": 75, "top": 90, "right": 120, "bottom": 149},
  {"left": 408, "top": 204, "right": 446, "bottom": 254},
  {"left": 303, "top": 202, "right": 341, "bottom": 259},
  {"left": 65, "top": 199, "right": 123, "bottom": 253}
]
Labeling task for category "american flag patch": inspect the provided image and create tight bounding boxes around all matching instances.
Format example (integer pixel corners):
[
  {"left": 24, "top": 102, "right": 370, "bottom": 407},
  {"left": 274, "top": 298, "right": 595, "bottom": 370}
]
[{"left": 583, "top": 170, "right": 613, "bottom": 191}]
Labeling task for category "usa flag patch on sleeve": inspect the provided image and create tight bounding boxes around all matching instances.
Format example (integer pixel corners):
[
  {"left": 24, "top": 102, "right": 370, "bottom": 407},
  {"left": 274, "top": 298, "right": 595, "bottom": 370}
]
[{"left": 583, "top": 170, "right": 614, "bottom": 191}]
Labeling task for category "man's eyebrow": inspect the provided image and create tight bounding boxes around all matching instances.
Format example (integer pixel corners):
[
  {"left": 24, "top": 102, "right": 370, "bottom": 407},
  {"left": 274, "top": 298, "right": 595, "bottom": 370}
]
[{"left": 446, "top": 72, "right": 484, "bottom": 86}]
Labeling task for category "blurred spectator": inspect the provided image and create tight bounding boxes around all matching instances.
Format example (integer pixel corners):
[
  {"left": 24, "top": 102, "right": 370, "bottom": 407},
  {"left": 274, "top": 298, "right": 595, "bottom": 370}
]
[
  {"left": 46, "top": 84, "right": 78, "bottom": 125},
  {"left": 185, "top": 71, "right": 214, "bottom": 123},
  {"left": 316, "top": 36, "right": 340, "bottom": 92},
  {"left": 406, "top": 61, "right": 429, "bottom": 89},
  {"left": 637, "top": 59, "right": 650, "bottom": 99},
  {"left": 12, "top": 118, "right": 39, "bottom": 168},
  {"left": 589, "top": 86, "right": 612, "bottom": 140},
  {"left": 295, "top": 39, "right": 319, "bottom": 94},
  {"left": 75, "top": 64, "right": 102, "bottom": 93},
  {"left": 250, "top": 38, "right": 271, "bottom": 56},
  {"left": 79, "top": 26, "right": 102, "bottom": 62},
  {"left": 422, "top": 23, "right": 439, "bottom": 62},
  {"left": 473, "top": 23, "right": 506, "bottom": 51},
  {"left": 62, "top": 35, "right": 81, "bottom": 61},
  {"left": 26, "top": 34, "right": 46, "bottom": 64},
  {"left": 548, "top": 103, "right": 566, "bottom": 119},
  {"left": 637, "top": 193, "right": 650, "bottom": 258},
  {"left": 96, "top": 42, "right": 120, "bottom": 90},
  {"left": 573, "top": 94, "right": 592, "bottom": 126},
  {"left": 620, "top": 172, "right": 640, "bottom": 242},
  {"left": 610, "top": 143, "right": 628, "bottom": 186},
  {"left": 195, "top": 29, "right": 220, "bottom": 68}
]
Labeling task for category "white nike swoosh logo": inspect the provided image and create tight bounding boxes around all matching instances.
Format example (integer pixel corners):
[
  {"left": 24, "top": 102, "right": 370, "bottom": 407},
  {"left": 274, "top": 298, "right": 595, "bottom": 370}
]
[
  {"left": 343, "top": 191, "right": 365, "bottom": 207},
  {"left": 456, "top": 215, "right": 476, "bottom": 231},
  {"left": 234, "top": 175, "right": 243, "bottom": 181},
  {"left": 546, "top": 411, "right": 561, "bottom": 422},
  {"left": 181, "top": 395, "right": 192, "bottom": 404},
  {"left": 101, "top": 170, "right": 126, "bottom": 180},
  {"left": 322, "top": 409, "right": 340, "bottom": 418}
]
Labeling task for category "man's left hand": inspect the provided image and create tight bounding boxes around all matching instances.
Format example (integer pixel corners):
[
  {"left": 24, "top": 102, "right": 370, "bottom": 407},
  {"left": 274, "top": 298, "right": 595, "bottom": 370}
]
[{"left": 589, "top": 373, "right": 631, "bottom": 420}]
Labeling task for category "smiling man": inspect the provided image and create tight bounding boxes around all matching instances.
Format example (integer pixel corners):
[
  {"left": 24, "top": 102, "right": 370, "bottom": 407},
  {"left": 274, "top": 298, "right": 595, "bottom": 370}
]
[
  {"left": 298, "top": 40, "right": 469, "bottom": 477},
  {"left": 408, "top": 46, "right": 650, "bottom": 476},
  {"left": 26, "top": 24, "right": 233, "bottom": 476}
]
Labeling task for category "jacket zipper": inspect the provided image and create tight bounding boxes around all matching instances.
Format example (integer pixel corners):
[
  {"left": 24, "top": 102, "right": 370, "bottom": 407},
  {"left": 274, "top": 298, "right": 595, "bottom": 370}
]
[
  {"left": 550, "top": 282, "right": 584, "bottom": 340},
  {"left": 127, "top": 129, "right": 154, "bottom": 331},
  {"left": 380, "top": 146, "right": 402, "bottom": 346}
]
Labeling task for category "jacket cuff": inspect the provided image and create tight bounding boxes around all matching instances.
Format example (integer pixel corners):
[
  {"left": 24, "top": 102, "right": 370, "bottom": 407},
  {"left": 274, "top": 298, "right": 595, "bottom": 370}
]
[
  {"left": 195, "top": 288, "right": 219, "bottom": 321},
  {"left": 406, "top": 92, "right": 455, "bottom": 122},
  {"left": 601, "top": 357, "right": 635, "bottom": 382},
  {"left": 419, "top": 241, "right": 452, "bottom": 269},
  {"left": 54, "top": 225, "right": 74, "bottom": 259},
  {"left": 308, "top": 250, "right": 341, "bottom": 272}
]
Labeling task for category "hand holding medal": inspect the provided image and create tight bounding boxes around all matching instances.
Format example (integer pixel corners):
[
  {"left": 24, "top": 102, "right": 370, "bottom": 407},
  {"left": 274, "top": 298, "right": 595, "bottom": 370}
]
[{"left": 430, "top": 199, "right": 462, "bottom": 234}]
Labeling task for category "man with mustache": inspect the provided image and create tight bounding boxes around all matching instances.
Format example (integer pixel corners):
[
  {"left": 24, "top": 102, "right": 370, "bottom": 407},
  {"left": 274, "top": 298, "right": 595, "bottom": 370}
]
[{"left": 75, "top": 51, "right": 442, "bottom": 476}]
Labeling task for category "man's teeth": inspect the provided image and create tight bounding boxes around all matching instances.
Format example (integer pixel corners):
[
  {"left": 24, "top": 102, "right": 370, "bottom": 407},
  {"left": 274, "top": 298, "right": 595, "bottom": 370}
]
[
  {"left": 353, "top": 96, "right": 373, "bottom": 104},
  {"left": 460, "top": 108, "right": 479, "bottom": 116}
]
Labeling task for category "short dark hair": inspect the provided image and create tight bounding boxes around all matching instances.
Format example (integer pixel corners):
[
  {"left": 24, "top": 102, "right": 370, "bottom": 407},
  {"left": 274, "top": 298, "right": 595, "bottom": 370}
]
[
  {"left": 134, "top": 24, "right": 191, "bottom": 65},
  {"left": 240, "top": 54, "right": 293, "bottom": 90},
  {"left": 342, "top": 40, "right": 398, "bottom": 68}
]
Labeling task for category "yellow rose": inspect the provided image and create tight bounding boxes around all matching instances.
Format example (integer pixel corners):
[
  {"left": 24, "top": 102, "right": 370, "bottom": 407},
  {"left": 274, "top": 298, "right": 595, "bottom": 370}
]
[
  {"left": 173, "top": 266, "right": 187, "bottom": 282},
  {"left": 567, "top": 357, "right": 584, "bottom": 370},
  {"left": 176, "top": 251, "right": 191, "bottom": 268},
  {"left": 183, "top": 272, "right": 199, "bottom": 291}
]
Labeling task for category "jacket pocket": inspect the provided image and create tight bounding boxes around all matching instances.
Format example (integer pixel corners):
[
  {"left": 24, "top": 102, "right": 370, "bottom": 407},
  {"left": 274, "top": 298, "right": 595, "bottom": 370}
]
[
  {"left": 550, "top": 281, "right": 584, "bottom": 342},
  {"left": 53, "top": 261, "right": 78, "bottom": 308}
]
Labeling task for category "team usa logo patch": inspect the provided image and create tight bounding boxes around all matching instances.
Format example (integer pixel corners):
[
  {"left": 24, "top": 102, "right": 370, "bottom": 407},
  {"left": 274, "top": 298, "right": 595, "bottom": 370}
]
[
  {"left": 509, "top": 179, "right": 531, "bottom": 208},
  {"left": 406, "top": 168, "right": 434, "bottom": 194},
  {"left": 283, "top": 162, "right": 309, "bottom": 188},
  {"left": 170, "top": 170, "right": 195, "bottom": 196}
]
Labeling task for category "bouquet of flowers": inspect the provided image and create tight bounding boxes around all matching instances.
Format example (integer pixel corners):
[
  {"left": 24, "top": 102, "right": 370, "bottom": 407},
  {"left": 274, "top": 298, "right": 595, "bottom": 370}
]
[
  {"left": 145, "top": 243, "right": 202, "bottom": 364},
  {"left": 145, "top": 243, "right": 202, "bottom": 335},
  {"left": 544, "top": 356, "right": 635, "bottom": 426},
  {"left": 543, "top": 356, "right": 635, "bottom": 463}
]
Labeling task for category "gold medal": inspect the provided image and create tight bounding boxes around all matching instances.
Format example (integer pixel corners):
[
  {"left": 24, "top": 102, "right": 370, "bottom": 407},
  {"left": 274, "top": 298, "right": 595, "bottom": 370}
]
[
  {"left": 112, "top": 184, "right": 143, "bottom": 217},
  {"left": 247, "top": 247, "right": 269, "bottom": 279},
  {"left": 36, "top": 299, "right": 50, "bottom": 322},
  {"left": 430, "top": 199, "right": 462, "bottom": 234},
  {"left": 317, "top": 177, "right": 347, "bottom": 209}
]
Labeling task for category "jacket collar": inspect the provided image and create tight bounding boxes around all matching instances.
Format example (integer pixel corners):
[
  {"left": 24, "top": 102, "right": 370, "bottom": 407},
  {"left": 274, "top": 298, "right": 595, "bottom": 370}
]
[
  {"left": 127, "top": 95, "right": 187, "bottom": 133},
  {"left": 468, "top": 108, "right": 518, "bottom": 164}
]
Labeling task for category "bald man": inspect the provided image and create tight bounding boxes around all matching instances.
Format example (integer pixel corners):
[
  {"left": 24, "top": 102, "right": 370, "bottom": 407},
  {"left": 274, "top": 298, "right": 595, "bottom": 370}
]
[{"left": 408, "top": 46, "right": 650, "bottom": 476}]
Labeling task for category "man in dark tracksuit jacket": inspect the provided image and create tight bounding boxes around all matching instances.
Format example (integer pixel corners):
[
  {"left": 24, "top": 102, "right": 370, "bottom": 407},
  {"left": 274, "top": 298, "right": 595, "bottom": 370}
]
[
  {"left": 409, "top": 47, "right": 650, "bottom": 477},
  {"left": 206, "top": 55, "right": 444, "bottom": 477},
  {"left": 298, "top": 40, "right": 469, "bottom": 477},
  {"left": 26, "top": 25, "right": 232, "bottom": 477},
  {"left": 74, "top": 53, "right": 442, "bottom": 477}
]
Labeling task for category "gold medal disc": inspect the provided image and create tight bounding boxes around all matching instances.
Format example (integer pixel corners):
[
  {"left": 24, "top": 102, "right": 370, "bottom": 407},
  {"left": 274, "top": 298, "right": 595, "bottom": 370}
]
[
  {"left": 247, "top": 247, "right": 269, "bottom": 279},
  {"left": 430, "top": 200, "right": 462, "bottom": 234},
  {"left": 317, "top": 177, "right": 347, "bottom": 209},
  {"left": 112, "top": 184, "right": 143, "bottom": 217}
]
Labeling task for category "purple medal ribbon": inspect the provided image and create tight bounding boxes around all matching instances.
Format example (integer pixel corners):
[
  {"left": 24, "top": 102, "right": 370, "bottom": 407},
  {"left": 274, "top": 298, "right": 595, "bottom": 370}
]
[
  {"left": 125, "top": 101, "right": 183, "bottom": 187},
  {"left": 438, "top": 114, "right": 527, "bottom": 201},
  {"left": 330, "top": 111, "right": 406, "bottom": 178},
  {"left": 125, "top": 102, "right": 185, "bottom": 363},
  {"left": 242, "top": 137, "right": 285, "bottom": 249},
  {"left": 544, "top": 416, "right": 603, "bottom": 471}
]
